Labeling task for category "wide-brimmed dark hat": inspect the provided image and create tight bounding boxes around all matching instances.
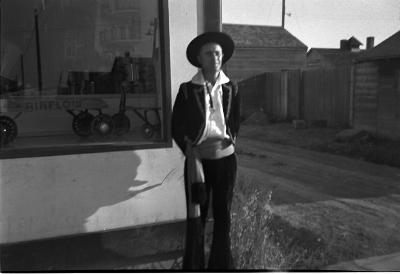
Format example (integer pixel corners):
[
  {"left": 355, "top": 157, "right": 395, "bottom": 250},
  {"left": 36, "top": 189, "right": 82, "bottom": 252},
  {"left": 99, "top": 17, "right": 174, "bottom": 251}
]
[{"left": 186, "top": 31, "right": 235, "bottom": 68}]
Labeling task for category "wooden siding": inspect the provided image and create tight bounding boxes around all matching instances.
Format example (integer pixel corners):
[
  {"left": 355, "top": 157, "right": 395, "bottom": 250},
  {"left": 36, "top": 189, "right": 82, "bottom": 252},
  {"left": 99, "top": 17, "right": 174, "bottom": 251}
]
[
  {"left": 353, "top": 62, "right": 379, "bottom": 133},
  {"left": 239, "top": 67, "right": 352, "bottom": 127},
  {"left": 306, "top": 51, "right": 326, "bottom": 68},
  {"left": 353, "top": 59, "right": 400, "bottom": 140},
  {"left": 226, "top": 48, "right": 306, "bottom": 82},
  {"left": 239, "top": 57, "right": 400, "bottom": 138},
  {"left": 266, "top": 71, "right": 284, "bottom": 120},
  {"left": 267, "top": 70, "right": 302, "bottom": 120},
  {"left": 237, "top": 73, "right": 266, "bottom": 119},
  {"left": 303, "top": 66, "right": 352, "bottom": 127},
  {"left": 238, "top": 69, "right": 301, "bottom": 121},
  {"left": 287, "top": 70, "right": 302, "bottom": 119},
  {"left": 377, "top": 73, "right": 400, "bottom": 138}
]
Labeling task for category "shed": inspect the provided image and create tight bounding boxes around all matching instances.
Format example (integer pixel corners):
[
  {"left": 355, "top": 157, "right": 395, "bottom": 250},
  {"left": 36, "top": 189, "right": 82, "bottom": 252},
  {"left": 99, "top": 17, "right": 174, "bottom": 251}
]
[
  {"left": 222, "top": 24, "right": 307, "bottom": 82},
  {"left": 353, "top": 30, "right": 400, "bottom": 140}
]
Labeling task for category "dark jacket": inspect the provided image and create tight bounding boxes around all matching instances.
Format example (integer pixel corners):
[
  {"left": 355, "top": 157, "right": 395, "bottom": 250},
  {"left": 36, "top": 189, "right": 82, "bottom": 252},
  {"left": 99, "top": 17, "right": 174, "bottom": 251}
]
[{"left": 171, "top": 80, "right": 241, "bottom": 154}]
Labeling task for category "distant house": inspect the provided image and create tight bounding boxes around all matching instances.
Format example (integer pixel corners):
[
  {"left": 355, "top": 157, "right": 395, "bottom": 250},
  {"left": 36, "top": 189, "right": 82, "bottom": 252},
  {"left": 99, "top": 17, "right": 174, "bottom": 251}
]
[
  {"left": 222, "top": 24, "right": 307, "bottom": 82},
  {"left": 353, "top": 30, "right": 400, "bottom": 139},
  {"left": 306, "top": 36, "right": 368, "bottom": 68}
]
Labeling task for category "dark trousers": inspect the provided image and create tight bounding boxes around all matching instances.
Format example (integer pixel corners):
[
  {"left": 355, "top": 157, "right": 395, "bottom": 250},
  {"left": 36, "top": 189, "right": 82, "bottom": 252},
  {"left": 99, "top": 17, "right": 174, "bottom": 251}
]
[{"left": 183, "top": 153, "right": 237, "bottom": 270}]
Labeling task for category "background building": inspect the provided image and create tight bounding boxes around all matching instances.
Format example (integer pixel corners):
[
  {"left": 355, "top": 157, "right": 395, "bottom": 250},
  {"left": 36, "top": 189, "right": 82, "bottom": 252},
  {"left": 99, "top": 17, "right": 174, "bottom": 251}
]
[
  {"left": 306, "top": 36, "right": 373, "bottom": 69},
  {"left": 353, "top": 30, "right": 400, "bottom": 140},
  {"left": 222, "top": 23, "right": 307, "bottom": 82}
]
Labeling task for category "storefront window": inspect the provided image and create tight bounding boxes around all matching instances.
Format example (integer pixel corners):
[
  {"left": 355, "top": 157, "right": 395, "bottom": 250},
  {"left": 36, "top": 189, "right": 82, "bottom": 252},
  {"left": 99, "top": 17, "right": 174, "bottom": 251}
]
[{"left": 0, "top": 0, "right": 170, "bottom": 158}]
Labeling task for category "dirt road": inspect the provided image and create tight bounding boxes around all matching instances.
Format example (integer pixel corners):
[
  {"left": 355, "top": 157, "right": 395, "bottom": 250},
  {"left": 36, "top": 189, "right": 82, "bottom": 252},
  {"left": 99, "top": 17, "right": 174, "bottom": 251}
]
[{"left": 236, "top": 136, "right": 400, "bottom": 262}]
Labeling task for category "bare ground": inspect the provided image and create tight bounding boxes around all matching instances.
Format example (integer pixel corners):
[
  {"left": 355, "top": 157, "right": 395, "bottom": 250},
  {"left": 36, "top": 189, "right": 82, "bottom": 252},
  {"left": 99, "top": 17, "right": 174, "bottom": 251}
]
[{"left": 235, "top": 123, "right": 400, "bottom": 268}]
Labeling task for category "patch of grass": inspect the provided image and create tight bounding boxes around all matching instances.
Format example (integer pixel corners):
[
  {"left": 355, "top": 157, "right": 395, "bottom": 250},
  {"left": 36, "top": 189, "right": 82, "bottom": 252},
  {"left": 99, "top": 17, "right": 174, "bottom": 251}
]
[
  {"left": 230, "top": 177, "right": 328, "bottom": 270},
  {"left": 311, "top": 136, "right": 400, "bottom": 168},
  {"left": 230, "top": 174, "right": 387, "bottom": 270},
  {"left": 239, "top": 124, "right": 340, "bottom": 150}
]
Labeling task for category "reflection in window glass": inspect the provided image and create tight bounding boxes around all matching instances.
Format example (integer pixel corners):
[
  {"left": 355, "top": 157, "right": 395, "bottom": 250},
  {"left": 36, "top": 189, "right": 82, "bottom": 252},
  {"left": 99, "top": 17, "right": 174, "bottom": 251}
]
[{"left": 0, "top": 0, "right": 166, "bottom": 155}]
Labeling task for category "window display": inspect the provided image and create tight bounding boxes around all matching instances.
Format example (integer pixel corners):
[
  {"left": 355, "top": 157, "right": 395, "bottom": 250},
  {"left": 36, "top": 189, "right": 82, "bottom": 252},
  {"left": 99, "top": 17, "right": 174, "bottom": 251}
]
[{"left": 0, "top": 0, "right": 169, "bottom": 157}]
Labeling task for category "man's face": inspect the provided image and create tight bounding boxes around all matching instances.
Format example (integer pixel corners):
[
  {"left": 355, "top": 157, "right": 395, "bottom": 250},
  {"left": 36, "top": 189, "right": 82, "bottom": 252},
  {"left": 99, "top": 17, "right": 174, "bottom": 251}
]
[{"left": 197, "top": 43, "right": 224, "bottom": 73}]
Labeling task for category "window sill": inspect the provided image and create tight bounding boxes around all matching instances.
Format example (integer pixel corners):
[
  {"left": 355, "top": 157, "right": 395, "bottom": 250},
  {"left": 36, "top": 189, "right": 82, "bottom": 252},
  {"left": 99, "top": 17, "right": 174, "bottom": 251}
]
[{"left": 0, "top": 139, "right": 172, "bottom": 159}]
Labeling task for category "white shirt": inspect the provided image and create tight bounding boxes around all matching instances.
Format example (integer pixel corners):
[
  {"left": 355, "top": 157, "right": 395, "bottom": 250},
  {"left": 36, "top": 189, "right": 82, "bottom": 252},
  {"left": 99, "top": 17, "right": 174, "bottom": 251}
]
[{"left": 191, "top": 70, "right": 230, "bottom": 144}]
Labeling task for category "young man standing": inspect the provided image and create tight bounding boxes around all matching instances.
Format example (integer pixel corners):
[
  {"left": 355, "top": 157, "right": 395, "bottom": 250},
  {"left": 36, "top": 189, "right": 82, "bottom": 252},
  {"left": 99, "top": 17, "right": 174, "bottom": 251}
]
[{"left": 171, "top": 32, "right": 240, "bottom": 270}]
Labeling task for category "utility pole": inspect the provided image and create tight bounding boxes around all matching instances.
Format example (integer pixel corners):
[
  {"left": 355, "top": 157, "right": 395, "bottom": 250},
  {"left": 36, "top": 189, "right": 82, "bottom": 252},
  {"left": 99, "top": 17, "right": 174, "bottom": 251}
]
[
  {"left": 281, "top": 0, "right": 285, "bottom": 28},
  {"left": 204, "top": 0, "right": 222, "bottom": 32}
]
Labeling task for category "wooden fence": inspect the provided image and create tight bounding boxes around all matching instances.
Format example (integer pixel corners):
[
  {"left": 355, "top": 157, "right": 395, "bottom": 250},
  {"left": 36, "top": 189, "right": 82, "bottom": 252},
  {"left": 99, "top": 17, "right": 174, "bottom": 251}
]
[
  {"left": 303, "top": 66, "right": 351, "bottom": 127},
  {"left": 238, "top": 66, "right": 352, "bottom": 127}
]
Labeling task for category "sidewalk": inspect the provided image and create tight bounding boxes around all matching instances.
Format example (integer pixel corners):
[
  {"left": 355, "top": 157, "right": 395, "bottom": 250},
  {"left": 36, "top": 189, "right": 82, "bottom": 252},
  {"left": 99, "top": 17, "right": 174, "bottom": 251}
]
[{"left": 324, "top": 252, "right": 400, "bottom": 271}]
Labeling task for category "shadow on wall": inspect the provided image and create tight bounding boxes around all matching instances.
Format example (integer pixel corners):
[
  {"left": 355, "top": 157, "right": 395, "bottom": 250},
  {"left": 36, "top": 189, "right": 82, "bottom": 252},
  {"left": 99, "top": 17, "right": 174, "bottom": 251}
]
[
  {"left": 0, "top": 150, "right": 185, "bottom": 271},
  {"left": 0, "top": 151, "right": 166, "bottom": 244}
]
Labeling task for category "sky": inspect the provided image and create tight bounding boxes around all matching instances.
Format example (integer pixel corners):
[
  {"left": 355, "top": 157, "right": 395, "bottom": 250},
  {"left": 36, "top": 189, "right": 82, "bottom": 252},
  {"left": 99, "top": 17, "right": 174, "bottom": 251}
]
[{"left": 222, "top": 0, "right": 400, "bottom": 49}]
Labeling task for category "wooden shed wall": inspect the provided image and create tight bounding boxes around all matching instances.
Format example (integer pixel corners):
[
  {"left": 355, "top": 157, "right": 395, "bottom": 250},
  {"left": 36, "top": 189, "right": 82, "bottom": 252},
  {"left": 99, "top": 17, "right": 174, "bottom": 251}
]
[
  {"left": 353, "top": 62, "right": 379, "bottom": 133},
  {"left": 226, "top": 48, "right": 306, "bottom": 82},
  {"left": 354, "top": 59, "right": 400, "bottom": 140},
  {"left": 377, "top": 69, "right": 400, "bottom": 139}
]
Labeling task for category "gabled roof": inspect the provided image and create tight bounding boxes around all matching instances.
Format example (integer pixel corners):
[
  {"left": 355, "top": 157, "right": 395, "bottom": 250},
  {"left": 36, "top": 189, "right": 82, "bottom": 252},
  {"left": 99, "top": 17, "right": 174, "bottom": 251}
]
[
  {"left": 222, "top": 24, "right": 307, "bottom": 49},
  {"left": 357, "top": 30, "right": 400, "bottom": 62},
  {"left": 348, "top": 36, "right": 363, "bottom": 47},
  {"left": 307, "top": 48, "right": 363, "bottom": 65}
]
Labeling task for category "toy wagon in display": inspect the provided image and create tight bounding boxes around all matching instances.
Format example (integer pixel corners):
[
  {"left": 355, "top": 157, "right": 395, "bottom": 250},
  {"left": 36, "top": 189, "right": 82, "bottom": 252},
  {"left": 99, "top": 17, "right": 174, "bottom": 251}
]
[{"left": 0, "top": 91, "right": 161, "bottom": 146}]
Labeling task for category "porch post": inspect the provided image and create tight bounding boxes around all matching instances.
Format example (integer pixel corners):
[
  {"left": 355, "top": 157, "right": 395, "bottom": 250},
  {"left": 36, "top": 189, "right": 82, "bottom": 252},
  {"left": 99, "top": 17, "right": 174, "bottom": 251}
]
[{"left": 203, "top": 0, "right": 222, "bottom": 32}]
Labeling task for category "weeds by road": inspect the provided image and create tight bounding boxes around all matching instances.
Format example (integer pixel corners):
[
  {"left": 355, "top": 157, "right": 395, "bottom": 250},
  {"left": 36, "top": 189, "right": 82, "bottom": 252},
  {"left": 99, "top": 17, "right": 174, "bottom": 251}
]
[
  {"left": 231, "top": 180, "right": 326, "bottom": 270},
  {"left": 231, "top": 122, "right": 400, "bottom": 270},
  {"left": 231, "top": 169, "right": 400, "bottom": 270}
]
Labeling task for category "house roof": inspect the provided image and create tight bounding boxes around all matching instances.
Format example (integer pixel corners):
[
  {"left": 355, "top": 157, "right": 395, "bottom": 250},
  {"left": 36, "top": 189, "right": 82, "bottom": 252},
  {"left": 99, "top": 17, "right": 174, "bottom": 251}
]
[
  {"left": 222, "top": 24, "right": 307, "bottom": 49},
  {"left": 348, "top": 36, "right": 363, "bottom": 47},
  {"left": 357, "top": 30, "right": 400, "bottom": 62},
  {"left": 307, "top": 48, "right": 363, "bottom": 66}
]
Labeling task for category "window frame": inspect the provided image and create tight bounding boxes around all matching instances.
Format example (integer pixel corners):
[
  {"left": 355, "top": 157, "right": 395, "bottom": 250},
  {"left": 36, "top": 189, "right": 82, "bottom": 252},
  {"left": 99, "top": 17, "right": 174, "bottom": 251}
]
[{"left": 0, "top": 0, "right": 172, "bottom": 160}]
